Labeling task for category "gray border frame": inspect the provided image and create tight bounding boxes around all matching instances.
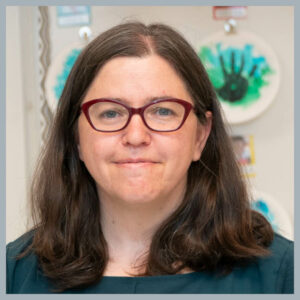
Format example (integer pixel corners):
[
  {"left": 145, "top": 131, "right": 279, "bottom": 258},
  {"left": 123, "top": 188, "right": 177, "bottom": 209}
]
[{"left": 1, "top": 0, "right": 297, "bottom": 299}]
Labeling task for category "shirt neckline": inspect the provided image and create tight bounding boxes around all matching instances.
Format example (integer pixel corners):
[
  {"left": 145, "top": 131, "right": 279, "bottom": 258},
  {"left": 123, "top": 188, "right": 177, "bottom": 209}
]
[{"left": 101, "top": 271, "right": 200, "bottom": 282}]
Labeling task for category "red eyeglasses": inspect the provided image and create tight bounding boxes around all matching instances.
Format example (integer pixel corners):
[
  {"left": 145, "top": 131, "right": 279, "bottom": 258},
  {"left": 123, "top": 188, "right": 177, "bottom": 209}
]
[{"left": 81, "top": 98, "right": 194, "bottom": 132}]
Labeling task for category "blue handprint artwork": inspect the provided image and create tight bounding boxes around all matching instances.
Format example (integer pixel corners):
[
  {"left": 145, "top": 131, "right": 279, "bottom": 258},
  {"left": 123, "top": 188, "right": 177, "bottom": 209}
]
[
  {"left": 252, "top": 199, "right": 278, "bottom": 232},
  {"left": 53, "top": 48, "right": 81, "bottom": 101},
  {"left": 199, "top": 43, "right": 274, "bottom": 108}
]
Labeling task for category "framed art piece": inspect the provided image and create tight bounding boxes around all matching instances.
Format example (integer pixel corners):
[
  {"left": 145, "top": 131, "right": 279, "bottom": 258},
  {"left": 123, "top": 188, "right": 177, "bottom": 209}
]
[
  {"left": 251, "top": 190, "right": 293, "bottom": 240},
  {"left": 45, "top": 43, "right": 83, "bottom": 113},
  {"left": 231, "top": 134, "right": 256, "bottom": 177},
  {"left": 198, "top": 30, "right": 280, "bottom": 124}
]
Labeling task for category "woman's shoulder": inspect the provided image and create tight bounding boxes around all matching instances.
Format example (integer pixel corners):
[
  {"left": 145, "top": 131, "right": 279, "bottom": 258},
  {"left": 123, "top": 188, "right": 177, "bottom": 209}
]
[
  {"left": 6, "top": 230, "right": 35, "bottom": 258},
  {"left": 265, "top": 232, "right": 294, "bottom": 267},
  {"left": 6, "top": 230, "right": 43, "bottom": 293},
  {"left": 269, "top": 232, "right": 293, "bottom": 252},
  {"left": 253, "top": 232, "right": 294, "bottom": 293}
]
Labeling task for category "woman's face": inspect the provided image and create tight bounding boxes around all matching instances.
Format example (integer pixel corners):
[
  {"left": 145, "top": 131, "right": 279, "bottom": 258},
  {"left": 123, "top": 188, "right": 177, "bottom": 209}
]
[{"left": 78, "top": 55, "right": 211, "bottom": 205}]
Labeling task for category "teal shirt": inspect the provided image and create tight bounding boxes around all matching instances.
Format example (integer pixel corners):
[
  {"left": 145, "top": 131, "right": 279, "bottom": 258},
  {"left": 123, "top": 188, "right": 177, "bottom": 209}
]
[{"left": 6, "top": 231, "right": 293, "bottom": 294}]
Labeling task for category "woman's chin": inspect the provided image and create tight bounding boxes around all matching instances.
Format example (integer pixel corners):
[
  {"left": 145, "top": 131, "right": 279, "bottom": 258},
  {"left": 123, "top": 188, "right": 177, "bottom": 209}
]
[
  {"left": 118, "top": 191, "right": 158, "bottom": 205},
  {"left": 111, "top": 185, "right": 162, "bottom": 206}
]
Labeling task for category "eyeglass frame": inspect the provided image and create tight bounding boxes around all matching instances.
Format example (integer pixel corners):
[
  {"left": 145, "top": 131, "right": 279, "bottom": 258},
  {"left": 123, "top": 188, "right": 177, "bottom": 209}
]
[{"left": 80, "top": 98, "right": 195, "bottom": 133}]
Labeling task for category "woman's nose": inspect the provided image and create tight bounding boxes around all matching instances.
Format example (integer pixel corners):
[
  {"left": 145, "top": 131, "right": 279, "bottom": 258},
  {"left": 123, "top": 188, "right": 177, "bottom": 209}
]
[{"left": 121, "top": 114, "right": 151, "bottom": 147}]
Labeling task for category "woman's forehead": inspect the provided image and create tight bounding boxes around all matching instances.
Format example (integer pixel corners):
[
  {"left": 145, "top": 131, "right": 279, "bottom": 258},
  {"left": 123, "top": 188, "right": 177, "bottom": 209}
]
[{"left": 83, "top": 55, "right": 194, "bottom": 105}]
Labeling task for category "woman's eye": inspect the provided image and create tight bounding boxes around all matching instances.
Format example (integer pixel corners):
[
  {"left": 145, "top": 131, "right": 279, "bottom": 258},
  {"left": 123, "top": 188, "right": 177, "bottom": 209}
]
[
  {"left": 101, "top": 110, "right": 120, "bottom": 118},
  {"left": 154, "top": 108, "right": 174, "bottom": 116}
]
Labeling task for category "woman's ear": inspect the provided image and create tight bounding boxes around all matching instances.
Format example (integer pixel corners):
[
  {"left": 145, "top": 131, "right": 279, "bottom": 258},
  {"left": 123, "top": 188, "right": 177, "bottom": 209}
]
[{"left": 192, "top": 111, "right": 212, "bottom": 161}]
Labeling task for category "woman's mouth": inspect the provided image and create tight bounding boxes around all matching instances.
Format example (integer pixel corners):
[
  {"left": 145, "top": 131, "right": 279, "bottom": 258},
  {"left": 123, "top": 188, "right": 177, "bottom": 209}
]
[{"left": 114, "top": 158, "right": 160, "bottom": 168}]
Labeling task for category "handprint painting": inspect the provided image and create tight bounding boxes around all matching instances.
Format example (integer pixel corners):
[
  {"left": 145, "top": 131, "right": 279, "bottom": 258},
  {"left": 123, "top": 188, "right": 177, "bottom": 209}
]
[
  {"left": 200, "top": 43, "right": 271, "bottom": 105},
  {"left": 251, "top": 190, "right": 293, "bottom": 241},
  {"left": 198, "top": 31, "right": 280, "bottom": 124},
  {"left": 53, "top": 48, "right": 81, "bottom": 101},
  {"left": 45, "top": 45, "right": 83, "bottom": 113}
]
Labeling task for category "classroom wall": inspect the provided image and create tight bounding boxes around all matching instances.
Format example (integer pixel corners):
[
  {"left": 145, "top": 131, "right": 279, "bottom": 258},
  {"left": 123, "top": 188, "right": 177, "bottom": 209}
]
[{"left": 6, "top": 6, "right": 294, "bottom": 243}]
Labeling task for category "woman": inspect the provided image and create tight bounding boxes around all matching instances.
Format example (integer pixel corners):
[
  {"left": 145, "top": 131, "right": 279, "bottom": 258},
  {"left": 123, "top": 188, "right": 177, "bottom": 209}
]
[{"left": 6, "top": 22, "right": 293, "bottom": 294}]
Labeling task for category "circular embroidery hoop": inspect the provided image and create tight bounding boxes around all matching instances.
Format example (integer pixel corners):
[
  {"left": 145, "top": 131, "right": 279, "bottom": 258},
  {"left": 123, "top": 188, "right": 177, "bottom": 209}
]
[
  {"left": 45, "top": 43, "right": 84, "bottom": 113},
  {"left": 197, "top": 30, "right": 280, "bottom": 124},
  {"left": 251, "top": 189, "right": 293, "bottom": 240}
]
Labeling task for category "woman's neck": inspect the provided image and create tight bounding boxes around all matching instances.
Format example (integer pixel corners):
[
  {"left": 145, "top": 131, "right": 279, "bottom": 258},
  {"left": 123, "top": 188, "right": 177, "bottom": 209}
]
[{"left": 98, "top": 186, "right": 186, "bottom": 275}]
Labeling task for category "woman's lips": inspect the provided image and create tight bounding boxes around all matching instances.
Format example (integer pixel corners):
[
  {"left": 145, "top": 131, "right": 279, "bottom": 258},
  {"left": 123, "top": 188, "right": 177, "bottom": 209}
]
[{"left": 113, "top": 158, "right": 159, "bottom": 167}]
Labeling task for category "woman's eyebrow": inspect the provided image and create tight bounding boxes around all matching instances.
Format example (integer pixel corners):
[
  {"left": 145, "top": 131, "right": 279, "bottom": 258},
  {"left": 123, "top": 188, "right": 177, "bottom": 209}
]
[{"left": 101, "top": 96, "right": 176, "bottom": 105}]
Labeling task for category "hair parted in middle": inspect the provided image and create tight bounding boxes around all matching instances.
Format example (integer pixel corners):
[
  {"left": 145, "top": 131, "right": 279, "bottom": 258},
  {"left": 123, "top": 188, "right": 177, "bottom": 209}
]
[{"left": 24, "top": 21, "right": 273, "bottom": 292}]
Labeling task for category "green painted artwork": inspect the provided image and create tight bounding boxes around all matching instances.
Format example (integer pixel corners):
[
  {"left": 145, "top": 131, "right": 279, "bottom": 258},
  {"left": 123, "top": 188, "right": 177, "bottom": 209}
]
[{"left": 198, "top": 43, "right": 274, "bottom": 107}]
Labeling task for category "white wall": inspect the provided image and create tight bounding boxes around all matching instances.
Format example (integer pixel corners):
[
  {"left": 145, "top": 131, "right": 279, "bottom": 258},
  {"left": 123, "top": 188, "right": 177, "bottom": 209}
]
[
  {"left": 6, "top": 6, "right": 28, "bottom": 242},
  {"left": 6, "top": 6, "right": 294, "bottom": 243},
  {"left": 6, "top": 6, "right": 40, "bottom": 243}
]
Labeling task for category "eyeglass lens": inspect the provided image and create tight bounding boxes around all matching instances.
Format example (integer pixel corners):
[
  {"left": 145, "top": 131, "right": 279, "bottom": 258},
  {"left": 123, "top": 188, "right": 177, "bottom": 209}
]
[{"left": 88, "top": 101, "right": 186, "bottom": 132}]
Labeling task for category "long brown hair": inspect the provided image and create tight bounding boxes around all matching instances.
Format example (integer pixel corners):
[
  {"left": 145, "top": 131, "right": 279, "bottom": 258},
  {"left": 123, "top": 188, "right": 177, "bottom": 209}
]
[{"left": 22, "top": 22, "right": 273, "bottom": 292}]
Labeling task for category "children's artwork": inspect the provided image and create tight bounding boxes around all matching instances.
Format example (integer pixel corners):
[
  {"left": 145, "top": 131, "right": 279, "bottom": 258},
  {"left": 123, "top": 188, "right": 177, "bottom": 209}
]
[
  {"left": 231, "top": 135, "right": 255, "bottom": 177},
  {"left": 198, "top": 31, "right": 280, "bottom": 124},
  {"left": 45, "top": 43, "right": 83, "bottom": 113},
  {"left": 57, "top": 6, "right": 91, "bottom": 27},
  {"left": 251, "top": 190, "right": 293, "bottom": 240}
]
